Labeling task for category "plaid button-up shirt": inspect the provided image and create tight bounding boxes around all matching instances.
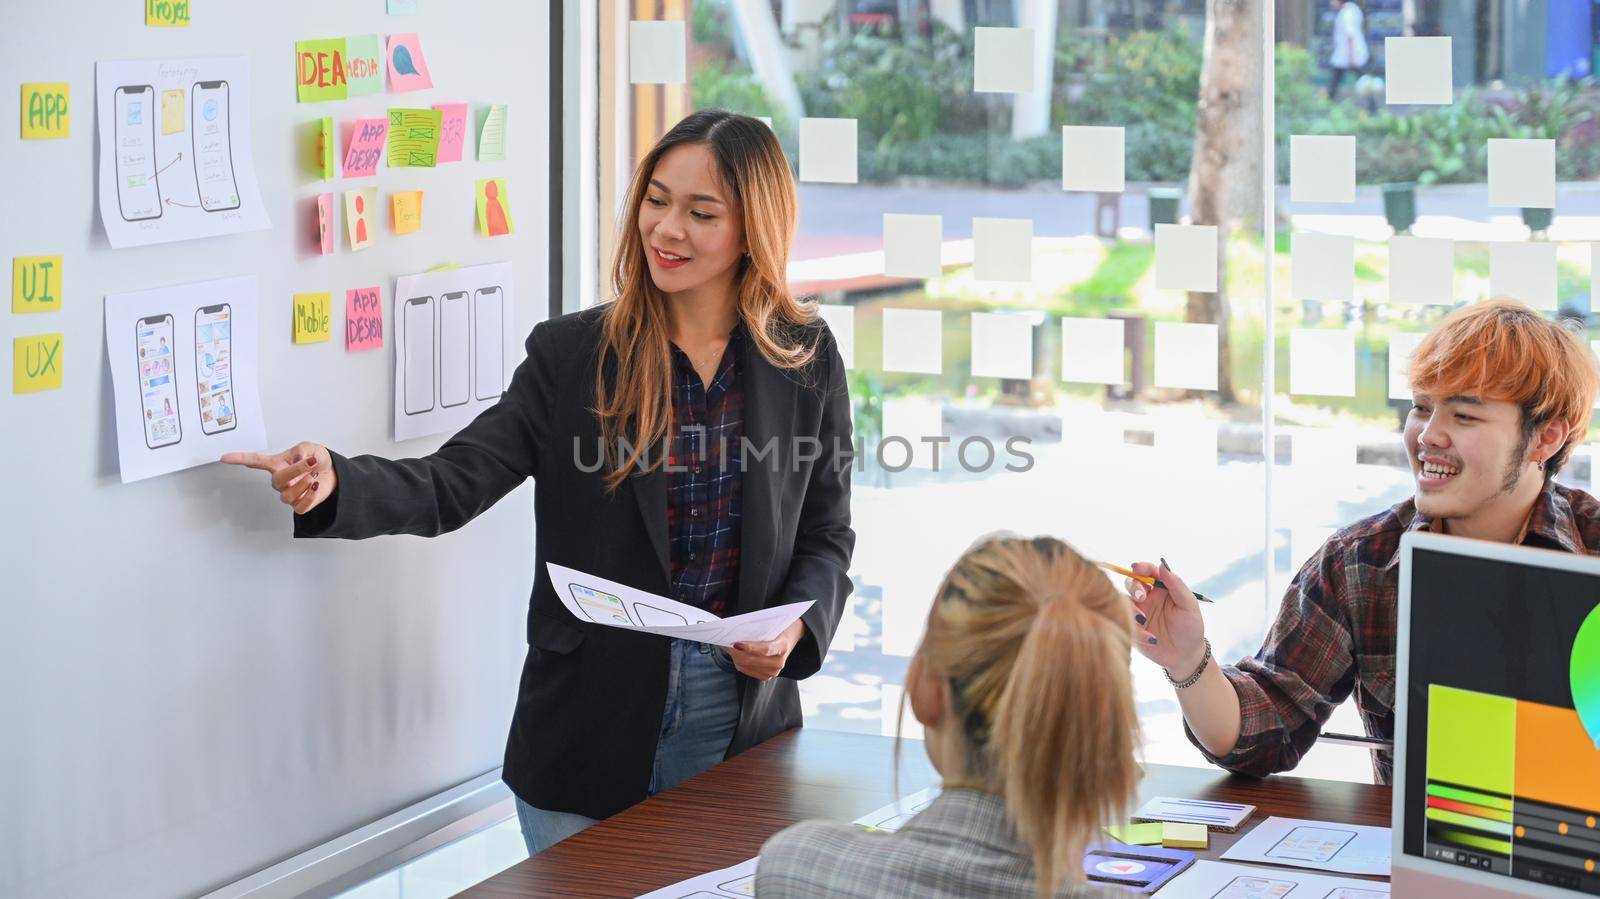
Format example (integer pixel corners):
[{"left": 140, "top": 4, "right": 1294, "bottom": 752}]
[
  {"left": 1190, "top": 479, "right": 1600, "bottom": 783},
  {"left": 664, "top": 329, "right": 745, "bottom": 618}
]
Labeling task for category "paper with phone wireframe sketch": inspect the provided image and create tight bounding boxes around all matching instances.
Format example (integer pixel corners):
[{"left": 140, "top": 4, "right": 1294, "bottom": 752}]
[
  {"left": 1220, "top": 815, "right": 1391, "bottom": 876},
  {"left": 1167, "top": 860, "right": 1390, "bottom": 898},
  {"left": 852, "top": 786, "right": 942, "bottom": 832},
  {"left": 392, "top": 262, "right": 517, "bottom": 442},
  {"left": 96, "top": 56, "right": 269, "bottom": 248},
  {"left": 636, "top": 856, "right": 758, "bottom": 899},
  {"left": 546, "top": 563, "right": 814, "bottom": 647}
]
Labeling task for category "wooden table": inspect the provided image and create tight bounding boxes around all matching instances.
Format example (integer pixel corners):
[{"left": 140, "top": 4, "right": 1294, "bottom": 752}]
[{"left": 458, "top": 728, "right": 1392, "bottom": 898}]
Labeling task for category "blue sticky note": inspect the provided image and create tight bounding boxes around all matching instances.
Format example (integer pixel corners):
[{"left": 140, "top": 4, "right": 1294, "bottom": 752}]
[{"left": 387, "top": 0, "right": 420, "bottom": 13}]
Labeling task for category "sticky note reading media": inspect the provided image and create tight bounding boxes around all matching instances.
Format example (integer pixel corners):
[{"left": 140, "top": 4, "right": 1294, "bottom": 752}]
[
  {"left": 13, "top": 334, "right": 63, "bottom": 393},
  {"left": 973, "top": 217, "right": 1033, "bottom": 283},
  {"left": 12, "top": 256, "right": 63, "bottom": 313},
  {"left": 882, "top": 213, "right": 942, "bottom": 279},
  {"left": 345, "top": 34, "right": 385, "bottom": 96},
  {"left": 881, "top": 308, "right": 942, "bottom": 374},
  {"left": 970, "top": 312, "right": 1033, "bottom": 380},
  {"left": 799, "top": 118, "right": 857, "bottom": 184},
  {"left": 293, "top": 293, "right": 332, "bottom": 344},
  {"left": 629, "top": 19, "right": 687, "bottom": 84},
  {"left": 20, "top": 83, "right": 69, "bottom": 139},
  {"left": 387, "top": 108, "right": 442, "bottom": 168},
  {"left": 973, "top": 26, "right": 1035, "bottom": 93}
]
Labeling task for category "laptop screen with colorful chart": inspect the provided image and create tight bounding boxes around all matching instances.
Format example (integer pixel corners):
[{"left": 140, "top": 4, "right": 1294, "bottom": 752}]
[{"left": 1397, "top": 532, "right": 1600, "bottom": 897}]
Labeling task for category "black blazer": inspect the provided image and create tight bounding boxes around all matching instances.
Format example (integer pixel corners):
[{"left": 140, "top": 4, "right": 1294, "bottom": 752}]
[{"left": 293, "top": 306, "right": 855, "bottom": 819}]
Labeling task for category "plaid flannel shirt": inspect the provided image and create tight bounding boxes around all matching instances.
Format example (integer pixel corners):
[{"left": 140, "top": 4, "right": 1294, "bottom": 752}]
[{"left": 664, "top": 329, "right": 745, "bottom": 618}]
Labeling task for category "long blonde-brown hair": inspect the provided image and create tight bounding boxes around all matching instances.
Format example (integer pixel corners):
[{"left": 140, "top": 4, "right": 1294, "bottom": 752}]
[
  {"left": 594, "top": 110, "right": 818, "bottom": 491},
  {"left": 909, "top": 534, "right": 1142, "bottom": 898}
]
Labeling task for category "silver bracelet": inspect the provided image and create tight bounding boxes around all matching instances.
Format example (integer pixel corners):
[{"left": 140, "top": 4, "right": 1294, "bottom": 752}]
[{"left": 1164, "top": 638, "right": 1211, "bottom": 690}]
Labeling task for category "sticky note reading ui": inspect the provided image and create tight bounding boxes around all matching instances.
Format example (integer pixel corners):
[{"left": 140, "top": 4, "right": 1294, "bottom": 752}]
[
  {"left": 1062, "top": 126, "right": 1125, "bottom": 193},
  {"left": 13, "top": 334, "right": 63, "bottom": 393},
  {"left": 1489, "top": 241, "right": 1557, "bottom": 310},
  {"left": 1291, "top": 232, "right": 1355, "bottom": 302},
  {"left": 973, "top": 217, "right": 1033, "bottom": 283},
  {"left": 881, "top": 308, "right": 942, "bottom": 374},
  {"left": 1290, "top": 135, "right": 1355, "bottom": 203},
  {"left": 970, "top": 312, "right": 1033, "bottom": 380},
  {"left": 12, "top": 256, "right": 62, "bottom": 313},
  {"left": 1488, "top": 139, "right": 1556, "bottom": 209},
  {"left": 1388, "top": 237, "right": 1454, "bottom": 305},
  {"left": 1155, "top": 224, "right": 1218, "bottom": 292},
  {"left": 1153, "top": 321, "right": 1217, "bottom": 391},
  {"left": 630, "top": 20, "right": 687, "bottom": 84},
  {"left": 799, "top": 118, "right": 857, "bottom": 184},
  {"left": 1289, "top": 329, "right": 1356, "bottom": 397},
  {"left": 1386, "top": 37, "right": 1453, "bottom": 105},
  {"left": 1060, "top": 317, "right": 1125, "bottom": 385},
  {"left": 973, "top": 27, "right": 1035, "bottom": 93},
  {"left": 882, "top": 213, "right": 942, "bottom": 279},
  {"left": 817, "top": 304, "right": 855, "bottom": 369},
  {"left": 1389, "top": 331, "right": 1425, "bottom": 401}
]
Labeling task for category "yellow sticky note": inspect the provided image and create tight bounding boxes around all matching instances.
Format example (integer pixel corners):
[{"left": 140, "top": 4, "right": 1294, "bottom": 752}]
[
  {"left": 392, "top": 190, "right": 423, "bottom": 234},
  {"left": 161, "top": 89, "right": 185, "bottom": 135},
  {"left": 146, "top": 0, "right": 191, "bottom": 26},
  {"left": 14, "top": 334, "right": 64, "bottom": 393},
  {"left": 20, "top": 83, "right": 69, "bottom": 139},
  {"left": 293, "top": 293, "right": 332, "bottom": 344},
  {"left": 12, "top": 256, "right": 63, "bottom": 313},
  {"left": 475, "top": 178, "right": 513, "bottom": 237},
  {"left": 1104, "top": 823, "right": 1164, "bottom": 846},
  {"left": 1161, "top": 822, "right": 1209, "bottom": 849}
]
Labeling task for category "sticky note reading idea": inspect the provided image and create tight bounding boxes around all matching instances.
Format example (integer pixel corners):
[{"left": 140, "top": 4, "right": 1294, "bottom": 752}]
[
  {"left": 13, "top": 256, "right": 62, "bottom": 313},
  {"left": 20, "top": 83, "right": 69, "bottom": 139},
  {"left": 14, "top": 334, "right": 63, "bottom": 393},
  {"left": 145, "top": 0, "right": 190, "bottom": 25},
  {"left": 345, "top": 287, "right": 384, "bottom": 351},
  {"left": 293, "top": 293, "right": 332, "bottom": 344},
  {"left": 296, "top": 38, "right": 348, "bottom": 103}
]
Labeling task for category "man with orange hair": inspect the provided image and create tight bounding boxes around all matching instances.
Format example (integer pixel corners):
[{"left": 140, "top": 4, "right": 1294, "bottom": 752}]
[{"left": 1126, "top": 299, "right": 1600, "bottom": 782}]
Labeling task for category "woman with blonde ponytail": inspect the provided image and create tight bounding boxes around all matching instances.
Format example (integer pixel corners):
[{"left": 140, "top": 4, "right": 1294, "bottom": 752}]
[
  {"left": 223, "top": 110, "right": 855, "bottom": 856},
  {"left": 756, "top": 535, "right": 1142, "bottom": 898}
]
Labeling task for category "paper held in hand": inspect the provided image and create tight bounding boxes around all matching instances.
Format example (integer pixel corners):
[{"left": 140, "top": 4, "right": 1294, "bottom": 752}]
[{"left": 546, "top": 562, "right": 812, "bottom": 647}]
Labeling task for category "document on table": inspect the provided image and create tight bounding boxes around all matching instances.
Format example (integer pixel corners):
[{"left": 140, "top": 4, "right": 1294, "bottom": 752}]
[
  {"left": 1220, "top": 816, "right": 1391, "bottom": 876},
  {"left": 547, "top": 563, "right": 812, "bottom": 647},
  {"left": 636, "top": 857, "right": 757, "bottom": 898},
  {"left": 851, "top": 786, "right": 942, "bottom": 832},
  {"left": 1164, "top": 860, "right": 1389, "bottom": 898}
]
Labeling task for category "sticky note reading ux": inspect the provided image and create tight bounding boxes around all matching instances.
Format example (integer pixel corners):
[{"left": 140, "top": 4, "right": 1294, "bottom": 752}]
[
  {"left": 20, "top": 83, "right": 69, "bottom": 139},
  {"left": 293, "top": 293, "right": 332, "bottom": 344},
  {"left": 14, "top": 334, "right": 64, "bottom": 393},
  {"left": 387, "top": 108, "right": 441, "bottom": 168},
  {"left": 13, "top": 256, "right": 63, "bottom": 313}
]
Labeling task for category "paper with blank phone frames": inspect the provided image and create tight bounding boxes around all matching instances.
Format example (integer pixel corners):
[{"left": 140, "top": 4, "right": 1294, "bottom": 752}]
[
  {"left": 1168, "top": 861, "right": 1390, "bottom": 899},
  {"left": 392, "top": 261, "right": 516, "bottom": 441},
  {"left": 547, "top": 562, "right": 813, "bottom": 648},
  {"left": 636, "top": 857, "right": 757, "bottom": 899}
]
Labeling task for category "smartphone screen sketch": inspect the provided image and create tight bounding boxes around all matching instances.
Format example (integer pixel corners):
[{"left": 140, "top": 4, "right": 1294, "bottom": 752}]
[
  {"left": 569, "top": 585, "right": 633, "bottom": 625},
  {"left": 1209, "top": 876, "right": 1295, "bottom": 899},
  {"left": 473, "top": 286, "right": 504, "bottom": 401},
  {"left": 440, "top": 290, "right": 470, "bottom": 408},
  {"left": 1264, "top": 826, "right": 1356, "bottom": 863},
  {"left": 403, "top": 296, "right": 436, "bottom": 415},
  {"left": 136, "top": 314, "right": 182, "bottom": 449},
  {"left": 195, "top": 303, "right": 236, "bottom": 435},
  {"left": 191, "top": 81, "right": 241, "bottom": 212},
  {"left": 114, "top": 85, "right": 163, "bottom": 222}
]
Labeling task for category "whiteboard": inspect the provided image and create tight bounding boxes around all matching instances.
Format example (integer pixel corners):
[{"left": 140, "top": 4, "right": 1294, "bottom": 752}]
[{"left": 0, "top": 3, "right": 550, "bottom": 897}]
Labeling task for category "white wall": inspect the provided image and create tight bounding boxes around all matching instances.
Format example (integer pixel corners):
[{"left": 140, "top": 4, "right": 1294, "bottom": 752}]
[{"left": 0, "top": 3, "right": 550, "bottom": 897}]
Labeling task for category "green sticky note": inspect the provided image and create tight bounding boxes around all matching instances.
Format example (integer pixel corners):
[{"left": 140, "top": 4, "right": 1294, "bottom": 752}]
[
  {"left": 386, "top": 107, "right": 442, "bottom": 167},
  {"left": 1104, "top": 823, "right": 1163, "bottom": 846},
  {"left": 478, "top": 103, "right": 507, "bottom": 161},
  {"left": 295, "top": 38, "right": 349, "bottom": 103},
  {"left": 316, "top": 116, "right": 335, "bottom": 179},
  {"left": 345, "top": 34, "right": 385, "bottom": 97}
]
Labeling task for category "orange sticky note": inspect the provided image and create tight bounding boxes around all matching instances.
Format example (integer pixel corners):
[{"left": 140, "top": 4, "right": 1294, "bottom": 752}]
[{"left": 391, "top": 190, "right": 423, "bottom": 234}]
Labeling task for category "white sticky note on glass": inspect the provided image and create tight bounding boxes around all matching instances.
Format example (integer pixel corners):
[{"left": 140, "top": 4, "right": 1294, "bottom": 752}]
[
  {"left": 1488, "top": 139, "right": 1556, "bottom": 209},
  {"left": 1062, "top": 126, "right": 1124, "bottom": 192},
  {"left": 817, "top": 303, "right": 855, "bottom": 370},
  {"left": 1386, "top": 37, "right": 1453, "bottom": 105},
  {"left": 1489, "top": 241, "right": 1558, "bottom": 310},
  {"left": 799, "top": 117, "right": 858, "bottom": 184},
  {"left": 1060, "top": 317, "right": 1125, "bottom": 385},
  {"left": 1291, "top": 232, "right": 1355, "bottom": 302},
  {"left": 881, "top": 397, "right": 943, "bottom": 470},
  {"left": 883, "top": 213, "right": 942, "bottom": 279},
  {"left": 1389, "top": 331, "right": 1426, "bottom": 401},
  {"left": 970, "top": 312, "right": 1034, "bottom": 379},
  {"left": 1155, "top": 224, "right": 1218, "bottom": 292},
  {"left": 1289, "top": 329, "right": 1356, "bottom": 397},
  {"left": 1153, "top": 321, "right": 1217, "bottom": 391},
  {"left": 973, "top": 27, "right": 1034, "bottom": 93},
  {"left": 1154, "top": 419, "right": 1217, "bottom": 470},
  {"left": 1289, "top": 135, "right": 1355, "bottom": 203},
  {"left": 973, "top": 217, "right": 1033, "bottom": 282},
  {"left": 1291, "top": 429, "right": 1356, "bottom": 471},
  {"left": 629, "top": 20, "right": 687, "bottom": 84},
  {"left": 1389, "top": 237, "right": 1455, "bottom": 305},
  {"left": 882, "top": 308, "right": 942, "bottom": 374}
]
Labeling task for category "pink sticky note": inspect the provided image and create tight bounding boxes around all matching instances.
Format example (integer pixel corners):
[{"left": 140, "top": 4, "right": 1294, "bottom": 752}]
[
  {"left": 433, "top": 102, "right": 469, "bottom": 163},
  {"left": 343, "top": 118, "right": 388, "bottom": 178},
  {"left": 387, "top": 34, "right": 433, "bottom": 93},
  {"left": 316, "top": 193, "right": 334, "bottom": 255},
  {"left": 345, "top": 286, "right": 384, "bottom": 351}
]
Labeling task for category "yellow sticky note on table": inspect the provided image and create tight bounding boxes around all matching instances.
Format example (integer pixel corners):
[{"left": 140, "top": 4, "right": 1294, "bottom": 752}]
[
  {"left": 293, "top": 293, "right": 332, "bottom": 344},
  {"left": 161, "top": 89, "right": 185, "bottom": 134},
  {"left": 146, "top": 0, "right": 191, "bottom": 25},
  {"left": 476, "top": 178, "right": 514, "bottom": 237},
  {"left": 1104, "top": 823, "right": 1164, "bottom": 846},
  {"left": 14, "top": 334, "right": 63, "bottom": 393},
  {"left": 1161, "top": 821, "right": 1209, "bottom": 849},
  {"left": 392, "top": 190, "right": 423, "bottom": 234},
  {"left": 20, "top": 83, "right": 69, "bottom": 139},
  {"left": 13, "top": 256, "right": 63, "bottom": 313}
]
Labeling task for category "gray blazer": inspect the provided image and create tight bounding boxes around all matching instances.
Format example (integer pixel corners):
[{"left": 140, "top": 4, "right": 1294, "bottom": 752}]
[{"left": 754, "top": 788, "right": 1126, "bottom": 898}]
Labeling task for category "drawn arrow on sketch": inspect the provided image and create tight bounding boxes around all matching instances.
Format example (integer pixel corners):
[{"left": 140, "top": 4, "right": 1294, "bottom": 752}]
[
  {"left": 164, "top": 197, "right": 201, "bottom": 208},
  {"left": 156, "top": 152, "right": 185, "bottom": 176}
]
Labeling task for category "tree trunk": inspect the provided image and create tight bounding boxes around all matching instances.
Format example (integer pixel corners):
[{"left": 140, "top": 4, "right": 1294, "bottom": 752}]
[{"left": 1184, "top": 0, "right": 1262, "bottom": 406}]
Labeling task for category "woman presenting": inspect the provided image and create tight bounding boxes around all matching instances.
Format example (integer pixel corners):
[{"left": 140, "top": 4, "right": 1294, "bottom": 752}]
[{"left": 224, "top": 110, "right": 854, "bottom": 855}]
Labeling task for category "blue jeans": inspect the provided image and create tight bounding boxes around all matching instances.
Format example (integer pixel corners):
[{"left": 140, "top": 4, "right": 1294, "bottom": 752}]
[{"left": 515, "top": 639, "right": 740, "bottom": 855}]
